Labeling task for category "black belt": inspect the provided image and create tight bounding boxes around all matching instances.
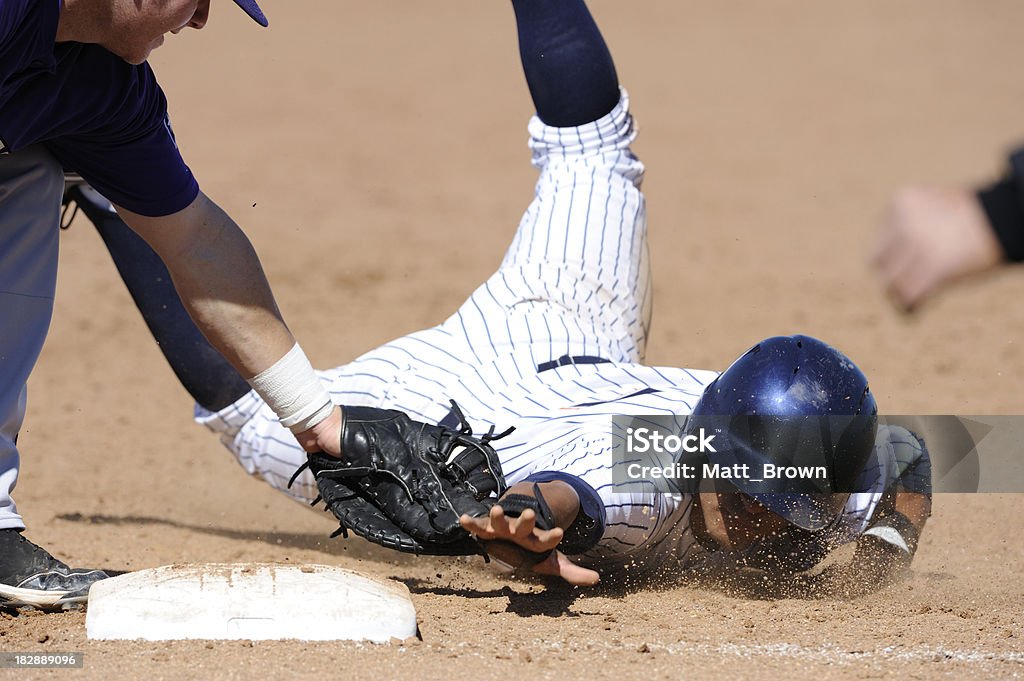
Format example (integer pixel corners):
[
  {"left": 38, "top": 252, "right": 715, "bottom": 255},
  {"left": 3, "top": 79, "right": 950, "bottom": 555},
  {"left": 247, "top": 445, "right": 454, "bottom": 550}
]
[
  {"left": 537, "top": 354, "right": 611, "bottom": 373},
  {"left": 437, "top": 355, "right": 612, "bottom": 429}
]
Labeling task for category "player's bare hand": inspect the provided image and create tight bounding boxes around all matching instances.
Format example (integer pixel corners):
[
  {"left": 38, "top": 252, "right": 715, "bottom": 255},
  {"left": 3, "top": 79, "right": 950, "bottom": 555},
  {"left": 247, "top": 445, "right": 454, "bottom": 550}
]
[
  {"left": 872, "top": 186, "right": 1002, "bottom": 311},
  {"left": 294, "top": 405, "right": 344, "bottom": 457},
  {"left": 463, "top": 510, "right": 601, "bottom": 586},
  {"left": 460, "top": 505, "right": 563, "bottom": 554},
  {"left": 531, "top": 550, "right": 601, "bottom": 586}
]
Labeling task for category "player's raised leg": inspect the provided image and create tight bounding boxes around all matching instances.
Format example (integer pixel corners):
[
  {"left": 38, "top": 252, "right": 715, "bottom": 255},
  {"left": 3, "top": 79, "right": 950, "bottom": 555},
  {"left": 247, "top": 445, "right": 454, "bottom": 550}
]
[
  {"left": 510, "top": 0, "right": 620, "bottom": 128},
  {"left": 446, "top": 0, "right": 651, "bottom": 372}
]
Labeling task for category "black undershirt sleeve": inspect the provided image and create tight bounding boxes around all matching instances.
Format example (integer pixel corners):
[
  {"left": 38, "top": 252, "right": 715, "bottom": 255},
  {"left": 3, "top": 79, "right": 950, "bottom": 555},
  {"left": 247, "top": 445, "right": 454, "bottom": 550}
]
[{"left": 977, "top": 147, "right": 1024, "bottom": 262}]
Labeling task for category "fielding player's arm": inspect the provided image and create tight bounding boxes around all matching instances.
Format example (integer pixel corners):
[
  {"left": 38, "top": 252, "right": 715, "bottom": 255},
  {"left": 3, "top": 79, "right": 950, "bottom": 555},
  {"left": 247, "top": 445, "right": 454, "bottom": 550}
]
[
  {"left": 116, "top": 191, "right": 343, "bottom": 455},
  {"left": 116, "top": 191, "right": 293, "bottom": 374}
]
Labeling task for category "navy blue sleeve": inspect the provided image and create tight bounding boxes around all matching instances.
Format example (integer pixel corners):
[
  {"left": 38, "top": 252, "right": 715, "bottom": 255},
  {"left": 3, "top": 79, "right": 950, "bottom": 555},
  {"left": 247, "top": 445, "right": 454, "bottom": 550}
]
[
  {"left": 0, "top": 0, "right": 36, "bottom": 48},
  {"left": 0, "top": 0, "right": 58, "bottom": 51},
  {"left": 522, "top": 470, "right": 607, "bottom": 553},
  {"left": 0, "top": 0, "right": 61, "bottom": 121},
  {"left": 0, "top": 3, "right": 199, "bottom": 217},
  {"left": 975, "top": 146, "right": 1024, "bottom": 262},
  {"left": 42, "top": 53, "right": 199, "bottom": 217}
]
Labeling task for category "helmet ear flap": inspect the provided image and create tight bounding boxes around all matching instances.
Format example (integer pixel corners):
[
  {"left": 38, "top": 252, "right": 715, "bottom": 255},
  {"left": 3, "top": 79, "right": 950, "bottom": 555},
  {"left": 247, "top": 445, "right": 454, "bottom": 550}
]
[{"left": 832, "top": 388, "right": 879, "bottom": 490}]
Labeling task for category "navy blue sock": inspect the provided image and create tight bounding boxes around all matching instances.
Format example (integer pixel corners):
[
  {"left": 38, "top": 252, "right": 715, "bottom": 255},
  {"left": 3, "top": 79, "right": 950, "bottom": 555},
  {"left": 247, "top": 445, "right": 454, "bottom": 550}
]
[
  {"left": 69, "top": 188, "right": 251, "bottom": 412},
  {"left": 511, "top": 0, "right": 619, "bottom": 127}
]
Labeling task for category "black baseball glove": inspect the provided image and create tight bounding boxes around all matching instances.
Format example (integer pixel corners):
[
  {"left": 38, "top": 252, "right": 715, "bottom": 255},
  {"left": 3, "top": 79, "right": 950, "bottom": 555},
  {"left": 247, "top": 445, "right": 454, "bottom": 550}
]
[{"left": 290, "top": 402, "right": 511, "bottom": 557}]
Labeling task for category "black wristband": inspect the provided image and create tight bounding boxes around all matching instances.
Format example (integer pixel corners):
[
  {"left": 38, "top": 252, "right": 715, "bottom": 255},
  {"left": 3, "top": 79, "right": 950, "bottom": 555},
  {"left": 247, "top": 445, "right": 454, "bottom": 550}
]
[
  {"left": 977, "top": 147, "right": 1024, "bottom": 262},
  {"left": 497, "top": 493, "right": 555, "bottom": 531},
  {"left": 494, "top": 484, "right": 556, "bottom": 566}
]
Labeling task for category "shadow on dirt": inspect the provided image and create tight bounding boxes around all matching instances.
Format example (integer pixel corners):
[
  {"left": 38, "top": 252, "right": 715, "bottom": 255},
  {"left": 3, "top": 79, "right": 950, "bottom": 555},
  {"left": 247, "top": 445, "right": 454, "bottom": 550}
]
[
  {"left": 400, "top": 578, "right": 588, "bottom": 617},
  {"left": 54, "top": 511, "right": 418, "bottom": 567}
]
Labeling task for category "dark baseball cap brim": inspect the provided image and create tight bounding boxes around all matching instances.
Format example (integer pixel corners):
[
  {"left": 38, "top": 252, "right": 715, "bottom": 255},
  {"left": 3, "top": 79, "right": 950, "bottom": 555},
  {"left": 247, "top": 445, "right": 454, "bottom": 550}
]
[{"left": 233, "top": 0, "right": 268, "bottom": 27}]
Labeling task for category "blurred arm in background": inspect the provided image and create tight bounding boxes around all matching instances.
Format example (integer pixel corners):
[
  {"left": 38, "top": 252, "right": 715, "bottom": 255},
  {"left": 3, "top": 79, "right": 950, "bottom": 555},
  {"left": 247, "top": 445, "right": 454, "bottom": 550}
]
[{"left": 872, "top": 146, "right": 1024, "bottom": 310}]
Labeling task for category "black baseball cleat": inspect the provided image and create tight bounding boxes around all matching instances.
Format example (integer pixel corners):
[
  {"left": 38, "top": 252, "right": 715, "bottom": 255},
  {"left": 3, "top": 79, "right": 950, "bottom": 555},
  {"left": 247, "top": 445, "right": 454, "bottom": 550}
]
[{"left": 0, "top": 529, "right": 109, "bottom": 610}]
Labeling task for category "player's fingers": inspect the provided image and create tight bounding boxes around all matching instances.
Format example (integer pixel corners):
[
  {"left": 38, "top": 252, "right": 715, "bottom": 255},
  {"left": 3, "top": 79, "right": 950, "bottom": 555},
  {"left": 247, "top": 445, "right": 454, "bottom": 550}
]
[
  {"left": 873, "top": 195, "right": 915, "bottom": 268},
  {"left": 875, "top": 219, "right": 916, "bottom": 277},
  {"left": 461, "top": 510, "right": 563, "bottom": 551},
  {"left": 888, "top": 251, "right": 940, "bottom": 311},
  {"left": 510, "top": 508, "right": 537, "bottom": 540},
  {"left": 532, "top": 550, "right": 601, "bottom": 586},
  {"left": 530, "top": 526, "right": 564, "bottom": 552},
  {"left": 502, "top": 512, "right": 564, "bottom": 552},
  {"left": 459, "top": 508, "right": 512, "bottom": 541},
  {"left": 459, "top": 513, "right": 495, "bottom": 537},
  {"left": 897, "top": 275, "right": 936, "bottom": 311},
  {"left": 487, "top": 503, "right": 512, "bottom": 537},
  {"left": 878, "top": 240, "right": 928, "bottom": 311},
  {"left": 509, "top": 526, "right": 564, "bottom": 553}
]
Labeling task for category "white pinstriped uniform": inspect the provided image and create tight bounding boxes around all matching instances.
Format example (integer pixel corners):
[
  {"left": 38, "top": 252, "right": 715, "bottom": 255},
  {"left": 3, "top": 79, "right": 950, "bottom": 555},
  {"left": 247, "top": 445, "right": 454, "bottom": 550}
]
[{"left": 198, "top": 91, "right": 926, "bottom": 575}]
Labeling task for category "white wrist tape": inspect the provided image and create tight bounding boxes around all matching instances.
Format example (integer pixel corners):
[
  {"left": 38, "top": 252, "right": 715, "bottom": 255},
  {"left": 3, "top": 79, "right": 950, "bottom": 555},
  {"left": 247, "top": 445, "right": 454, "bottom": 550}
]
[{"left": 248, "top": 343, "right": 335, "bottom": 433}]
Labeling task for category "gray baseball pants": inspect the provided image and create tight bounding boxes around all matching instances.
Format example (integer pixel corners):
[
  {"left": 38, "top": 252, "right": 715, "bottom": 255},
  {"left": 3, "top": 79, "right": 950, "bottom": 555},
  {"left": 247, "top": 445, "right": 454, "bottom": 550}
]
[{"left": 0, "top": 145, "right": 64, "bottom": 531}]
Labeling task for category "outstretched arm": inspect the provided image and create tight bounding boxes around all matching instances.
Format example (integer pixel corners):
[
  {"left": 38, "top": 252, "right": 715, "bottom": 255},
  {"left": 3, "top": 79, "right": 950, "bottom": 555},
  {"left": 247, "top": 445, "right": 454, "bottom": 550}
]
[
  {"left": 460, "top": 480, "right": 601, "bottom": 586},
  {"left": 78, "top": 184, "right": 344, "bottom": 456},
  {"left": 873, "top": 146, "right": 1024, "bottom": 311},
  {"left": 115, "top": 192, "right": 293, "bottom": 384},
  {"left": 872, "top": 186, "right": 1002, "bottom": 310},
  {"left": 783, "top": 430, "right": 932, "bottom": 597}
]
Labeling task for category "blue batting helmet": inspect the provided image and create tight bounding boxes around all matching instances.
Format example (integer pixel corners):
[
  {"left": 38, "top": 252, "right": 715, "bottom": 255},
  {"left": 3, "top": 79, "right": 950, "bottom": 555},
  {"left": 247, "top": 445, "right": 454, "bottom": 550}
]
[{"left": 686, "top": 335, "right": 878, "bottom": 531}]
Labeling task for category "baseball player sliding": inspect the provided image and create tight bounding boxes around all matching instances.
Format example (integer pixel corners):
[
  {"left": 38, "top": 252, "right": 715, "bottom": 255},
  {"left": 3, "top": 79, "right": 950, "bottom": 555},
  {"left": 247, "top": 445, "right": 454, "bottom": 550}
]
[{"left": 70, "top": 0, "right": 931, "bottom": 590}]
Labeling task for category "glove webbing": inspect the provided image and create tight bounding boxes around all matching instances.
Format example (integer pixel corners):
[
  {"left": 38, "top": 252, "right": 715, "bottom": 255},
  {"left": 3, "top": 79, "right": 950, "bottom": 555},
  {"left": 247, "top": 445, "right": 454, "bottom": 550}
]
[
  {"left": 435, "top": 400, "right": 514, "bottom": 497},
  {"left": 305, "top": 480, "right": 492, "bottom": 559}
]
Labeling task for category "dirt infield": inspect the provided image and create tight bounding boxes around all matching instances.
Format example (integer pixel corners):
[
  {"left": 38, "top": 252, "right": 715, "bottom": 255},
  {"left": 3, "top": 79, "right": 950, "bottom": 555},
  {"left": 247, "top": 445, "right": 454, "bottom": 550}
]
[{"left": 4, "top": 1, "right": 1023, "bottom": 679}]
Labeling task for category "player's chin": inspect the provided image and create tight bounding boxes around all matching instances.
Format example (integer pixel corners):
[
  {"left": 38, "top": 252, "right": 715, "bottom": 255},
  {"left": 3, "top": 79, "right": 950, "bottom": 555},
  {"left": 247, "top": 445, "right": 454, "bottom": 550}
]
[{"left": 111, "top": 36, "right": 164, "bottom": 65}]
